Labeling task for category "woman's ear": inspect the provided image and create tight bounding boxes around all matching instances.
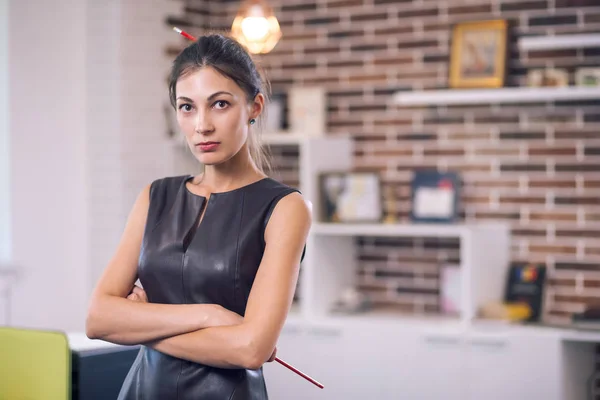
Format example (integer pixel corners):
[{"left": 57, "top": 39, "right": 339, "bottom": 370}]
[{"left": 250, "top": 93, "right": 265, "bottom": 120}]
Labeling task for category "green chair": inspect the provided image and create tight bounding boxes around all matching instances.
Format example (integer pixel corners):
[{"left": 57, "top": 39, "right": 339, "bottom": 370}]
[{"left": 0, "top": 327, "right": 70, "bottom": 400}]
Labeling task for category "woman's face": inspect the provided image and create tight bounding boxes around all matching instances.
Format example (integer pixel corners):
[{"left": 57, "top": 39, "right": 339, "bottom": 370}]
[{"left": 175, "top": 66, "right": 257, "bottom": 166}]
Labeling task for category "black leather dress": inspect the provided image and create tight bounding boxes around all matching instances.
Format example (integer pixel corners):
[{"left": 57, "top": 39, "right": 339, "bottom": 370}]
[{"left": 118, "top": 175, "right": 302, "bottom": 400}]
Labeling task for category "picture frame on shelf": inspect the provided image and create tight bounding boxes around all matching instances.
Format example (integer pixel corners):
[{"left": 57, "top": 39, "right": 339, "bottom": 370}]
[
  {"left": 288, "top": 86, "right": 326, "bottom": 136},
  {"left": 575, "top": 67, "right": 600, "bottom": 87},
  {"left": 264, "top": 91, "right": 287, "bottom": 133},
  {"left": 526, "top": 68, "right": 569, "bottom": 87},
  {"left": 449, "top": 19, "right": 508, "bottom": 89},
  {"left": 410, "top": 170, "right": 460, "bottom": 223},
  {"left": 319, "top": 171, "right": 382, "bottom": 223},
  {"left": 440, "top": 264, "right": 462, "bottom": 316},
  {"left": 504, "top": 263, "right": 546, "bottom": 322}
]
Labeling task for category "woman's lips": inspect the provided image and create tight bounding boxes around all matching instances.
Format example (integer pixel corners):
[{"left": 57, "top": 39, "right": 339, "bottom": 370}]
[{"left": 196, "top": 142, "right": 220, "bottom": 152}]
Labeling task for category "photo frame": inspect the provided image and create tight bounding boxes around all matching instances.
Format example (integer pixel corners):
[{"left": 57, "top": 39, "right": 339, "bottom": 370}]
[
  {"left": 449, "top": 19, "right": 508, "bottom": 89},
  {"left": 526, "top": 68, "right": 569, "bottom": 87},
  {"left": 320, "top": 172, "right": 382, "bottom": 223},
  {"left": 575, "top": 67, "right": 600, "bottom": 87},
  {"left": 410, "top": 170, "right": 460, "bottom": 224},
  {"left": 288, "top": 86, "right": 326, "bottom": 136},
  {"left": 504, "top": 263, "right": 546, "bottom": 322},
  {"left": 440, "top": 264, "right": 462, "bottom": 316}
]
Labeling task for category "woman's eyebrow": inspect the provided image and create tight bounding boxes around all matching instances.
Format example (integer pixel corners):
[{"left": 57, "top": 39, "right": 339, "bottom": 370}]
[
  {"left": 176, "top": 96, "right": 195, "bottom": 103},
  {"left": 207, "top": 91, "right": 234, "bottom": 101}
]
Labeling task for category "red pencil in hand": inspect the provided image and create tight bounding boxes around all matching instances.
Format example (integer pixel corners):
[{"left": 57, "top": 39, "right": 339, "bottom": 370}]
[{"left": 275, "top": 357, "right": 324, "bottom": 389}]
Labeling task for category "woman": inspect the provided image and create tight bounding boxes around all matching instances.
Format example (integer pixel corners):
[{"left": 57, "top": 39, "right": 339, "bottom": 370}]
[{"left": 85, "top": 34, "right": 311, "bottom": 399}]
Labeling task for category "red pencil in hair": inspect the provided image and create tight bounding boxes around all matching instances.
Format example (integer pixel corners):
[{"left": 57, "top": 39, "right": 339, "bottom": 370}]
[{"left": 173, "top": 27, "right": 196, "bottom": 41}]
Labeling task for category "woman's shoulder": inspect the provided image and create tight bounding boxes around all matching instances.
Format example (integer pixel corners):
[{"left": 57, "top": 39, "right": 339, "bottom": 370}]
[
  {"left": 148, "top": 175, "right": 190, "bottom": 193},
  {"left": 254, "top": 177, "right": 301, "bottom": 194},
  {"left": 151, "top": 174, "right": 190, "bottom": 186}
]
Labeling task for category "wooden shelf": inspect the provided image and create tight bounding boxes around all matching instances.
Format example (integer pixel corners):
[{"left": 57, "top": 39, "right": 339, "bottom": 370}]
[
  {"left": 393, "top": 87, "right": 600, "bottom": 106},
  {"left": 519, "top": 33, "right": 600, "bottom": 51}
]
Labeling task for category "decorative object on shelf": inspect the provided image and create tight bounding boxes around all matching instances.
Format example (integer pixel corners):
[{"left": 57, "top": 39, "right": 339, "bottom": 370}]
[
  {"left": 575, "top": 67, "right": 600, "bottom": 87},
  {"left": 478, "top": 301, "right": 532, "bottom": 321},
  {"left": 504, "top": 263, "right": 546, "bottom": 322},
  {"left": 440, "top": 264, "right": 462, "bottom": 316},
  {"left": 331, "top": 287, "right": 372, "bottom": 314},
  {"left": 571, "top": 306, "right": 600, "bottom": 329},
  {"left": 410, "top": 170, "right": 460, "bottom": 223},
  {"left": 527, "top": 68, "right": 569, "bottom": 87},
  {"left": 231, "top": 0, "right": 282, "bottom": 54},
  {"left": 320, "top": 172, "right": 382, "bottom": 223},
  {"left": 264, "top": 91, "right": 286, "bottom": 133},
  {"left": 449, "top": 19, "right": 508, "bottom": 89},
  {"left": 587, "top": 368, "right": 600, "bottom": 400},
  {"left": 288, "top": 86, "right": 326, "bottom": 136},
  {"left": 382, "top": 185, "right": 398, "bottom": 224}
]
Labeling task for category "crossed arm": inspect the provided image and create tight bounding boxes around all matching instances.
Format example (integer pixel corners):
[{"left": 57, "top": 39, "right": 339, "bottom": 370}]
[{"left": 86, "top": 184, "right": 311, "bottom": 370}]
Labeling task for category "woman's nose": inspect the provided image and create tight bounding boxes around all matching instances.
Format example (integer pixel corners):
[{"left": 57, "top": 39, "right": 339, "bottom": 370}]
[{"left": 194, "top": 111, "right": 214, "bottom": 134}]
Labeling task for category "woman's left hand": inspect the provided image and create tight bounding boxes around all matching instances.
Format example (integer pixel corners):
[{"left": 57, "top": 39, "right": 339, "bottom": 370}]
[{"left": 127, "top": 285, "right": 148, "bottom": 303}]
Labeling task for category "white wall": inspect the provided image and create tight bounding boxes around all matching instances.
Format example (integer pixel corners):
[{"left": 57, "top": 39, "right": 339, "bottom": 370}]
[
  {"left": 86, "top": 0, "right": 124, "bottom": 291},
  {"left": 7, "top": 0, "right": 177, "bottom": 331},
  {"left": 119, "top": 0, "right": 182, "bottom": 210},
  {"left": 9, "top": 0, "right": 90, "bottom": 331},
  {"left": 0, "top": 0, "right": 9, "bottom": 263}
]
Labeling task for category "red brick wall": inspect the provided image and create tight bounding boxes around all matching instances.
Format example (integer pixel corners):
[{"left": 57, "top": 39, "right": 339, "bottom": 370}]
[{"left": 167, "top": 0, "right": 600, "bottom": 324}]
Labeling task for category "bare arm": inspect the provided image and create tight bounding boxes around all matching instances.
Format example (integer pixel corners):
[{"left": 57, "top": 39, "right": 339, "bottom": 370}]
[
  {"left": 149, "top": 192, "right": 311, "bottom": 369},
  {"left": 85, "top": 184, "right": 231, "bottom": 345}
]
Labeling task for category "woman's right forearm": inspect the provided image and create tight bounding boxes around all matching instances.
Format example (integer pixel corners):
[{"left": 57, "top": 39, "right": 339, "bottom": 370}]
[{"left": 85, "top": 295, "right": 218, "bottom": 345}]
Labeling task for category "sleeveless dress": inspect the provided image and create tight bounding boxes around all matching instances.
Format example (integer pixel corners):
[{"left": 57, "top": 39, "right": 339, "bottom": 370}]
[{"left": 118, "top": 175, "right": 303, "bottom": 400}]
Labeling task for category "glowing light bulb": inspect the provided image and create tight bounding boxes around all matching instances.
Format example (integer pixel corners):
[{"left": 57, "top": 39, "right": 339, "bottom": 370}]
[{"left": 241, "top": 17, "right": 270, "bottom": 41}]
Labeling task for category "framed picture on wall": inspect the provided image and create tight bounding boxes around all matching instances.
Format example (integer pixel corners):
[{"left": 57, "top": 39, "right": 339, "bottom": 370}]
[
  {"left": 320, "top": 172, "right": 382, "bottom": 223},
  {"left": 449, "top": 19, "right": 508, "bottom": 88}
]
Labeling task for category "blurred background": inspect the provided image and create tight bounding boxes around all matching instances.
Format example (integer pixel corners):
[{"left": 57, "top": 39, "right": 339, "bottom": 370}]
[{"left": 1, "top": 0, "right": 600, "bottom": 399}]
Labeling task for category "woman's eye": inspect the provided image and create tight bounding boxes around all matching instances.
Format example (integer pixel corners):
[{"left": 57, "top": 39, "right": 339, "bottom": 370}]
[
  {"left": 214, "top": 100, "right": 229, "bottom": 109},
  {"left": 178, "top": 104, "right": 193, "bottom": 112}
]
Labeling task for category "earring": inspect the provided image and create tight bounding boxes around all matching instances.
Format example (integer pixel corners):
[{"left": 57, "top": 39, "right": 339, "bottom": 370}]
[{"left": 249, "top": 118, "right": 256, "bottom": 125}]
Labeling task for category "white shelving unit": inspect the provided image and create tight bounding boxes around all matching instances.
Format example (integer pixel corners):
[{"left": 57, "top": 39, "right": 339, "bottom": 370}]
[
  {"left": 393, "top": 86, "right": 600, "bottom": 106},
  {"left": 261, "top": 136, "right": 595, "bottom": 400},
  {"left": 258, "top": 133, "right": 353, "bottom": 318},
  {"left": 262, "top": 135, "right": 512, "bottom": 326},
  {"left": 307, "top": 222, "right": 510, "bottom": 324}
]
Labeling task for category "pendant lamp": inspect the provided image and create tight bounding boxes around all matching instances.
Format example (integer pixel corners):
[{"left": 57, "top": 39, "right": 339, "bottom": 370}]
[{"left": 231, "top": 0, "right": 282, "bottom": 54}]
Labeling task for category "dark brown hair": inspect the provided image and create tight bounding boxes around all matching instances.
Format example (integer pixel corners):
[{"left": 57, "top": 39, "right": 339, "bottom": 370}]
[{"left": 169, "top": 33, "right": 271, "bottom": 173}]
